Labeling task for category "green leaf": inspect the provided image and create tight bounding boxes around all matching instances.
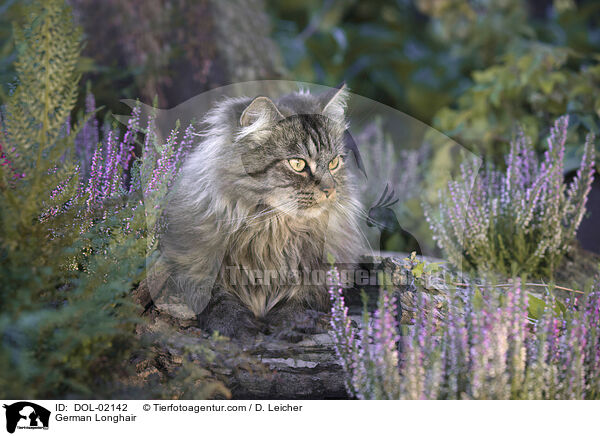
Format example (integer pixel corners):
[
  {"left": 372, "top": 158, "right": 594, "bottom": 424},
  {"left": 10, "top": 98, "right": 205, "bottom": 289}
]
[
  {"left": 473, "top": 289, "right": 484, "bottom": 310},
  {"left": 527, "top": 293, "right": 564, "bottom": 321},
  {"left": 539, "top": 77, "right": 554, "bottom": 95},
  {"left": 412, "top": 261, "right": 424, "bottom": 278},
  {"left": 527, "top": 294, "right": 546, "bottom": 320}
]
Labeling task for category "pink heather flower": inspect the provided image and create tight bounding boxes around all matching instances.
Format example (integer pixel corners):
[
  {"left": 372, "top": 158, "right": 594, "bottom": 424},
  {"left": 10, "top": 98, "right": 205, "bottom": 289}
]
[
  {"left": 330, "top": 269, "right": 600, "bottom": 399},
  {"left": 424, "top": 115, "right": 596, "bottom": 276}
]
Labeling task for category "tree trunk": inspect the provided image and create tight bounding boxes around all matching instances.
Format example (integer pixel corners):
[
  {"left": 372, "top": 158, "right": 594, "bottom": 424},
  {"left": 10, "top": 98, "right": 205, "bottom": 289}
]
[{"left": 71, "top": 0, "right": 285, "bottom": 109}]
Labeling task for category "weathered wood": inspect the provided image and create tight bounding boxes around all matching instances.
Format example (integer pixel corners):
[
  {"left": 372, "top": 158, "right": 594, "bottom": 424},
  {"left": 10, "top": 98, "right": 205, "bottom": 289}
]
[{"left": 130, "top": 254, "right": 447, "bottom": 399}]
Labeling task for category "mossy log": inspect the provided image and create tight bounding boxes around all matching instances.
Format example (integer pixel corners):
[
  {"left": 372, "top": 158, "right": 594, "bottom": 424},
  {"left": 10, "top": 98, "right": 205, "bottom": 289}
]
[{"left": 130, "top": 255, "right": 447, "bottom": 399}]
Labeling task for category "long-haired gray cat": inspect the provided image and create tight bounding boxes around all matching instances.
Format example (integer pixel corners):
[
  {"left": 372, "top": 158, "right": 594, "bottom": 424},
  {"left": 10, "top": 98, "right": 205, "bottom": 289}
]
[{"left": 159, "top": 84, "right": 364, "bottom": 338}]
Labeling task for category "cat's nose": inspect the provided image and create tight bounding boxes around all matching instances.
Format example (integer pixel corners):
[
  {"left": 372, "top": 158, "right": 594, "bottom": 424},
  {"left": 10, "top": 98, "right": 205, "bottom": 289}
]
[{"left": 320, "top": 185, "right": 335, "bottom": 198}]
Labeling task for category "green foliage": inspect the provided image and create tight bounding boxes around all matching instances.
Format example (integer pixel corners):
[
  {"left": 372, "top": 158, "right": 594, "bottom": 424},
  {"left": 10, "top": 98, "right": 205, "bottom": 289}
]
[
  {"left": 434, "top": 43, "right": 600, "bottom": 164},
  {"left": 1, "top": 0, "right": 83, "bottom": 311},
  {"left": 417, "top": 0, "right": 533, "bottom": 69},
  {"left": 269, "top": 0, "right": 600, "bottom": 168},
  {"left": 0, "top": 0, "right": 224, "bottom": 399},
  {"left": 0, "top": 0, "right": 136, "bottom": 398},
  {"left": 429, "top": 0, "right": 600, "bottom": 164},
  {"left": 267, "top": 0, "right": 465, "bottom": 121}
]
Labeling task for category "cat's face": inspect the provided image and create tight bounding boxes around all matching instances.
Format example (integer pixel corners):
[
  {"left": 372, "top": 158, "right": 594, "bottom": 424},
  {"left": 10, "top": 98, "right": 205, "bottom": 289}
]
[{"left": 240, "top": 114, "right": 351, "bottom": 218}]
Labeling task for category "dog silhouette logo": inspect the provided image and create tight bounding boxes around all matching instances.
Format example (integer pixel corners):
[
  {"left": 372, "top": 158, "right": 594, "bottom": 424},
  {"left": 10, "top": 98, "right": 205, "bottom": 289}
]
[{"left": 3, "top": 402, "right": 50, "bottom": 433}]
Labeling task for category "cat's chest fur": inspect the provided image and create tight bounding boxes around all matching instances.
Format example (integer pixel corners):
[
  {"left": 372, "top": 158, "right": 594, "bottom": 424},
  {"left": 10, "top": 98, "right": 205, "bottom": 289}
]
[{"left": 219, "top": 214, "right": 331, "bottom": 317}]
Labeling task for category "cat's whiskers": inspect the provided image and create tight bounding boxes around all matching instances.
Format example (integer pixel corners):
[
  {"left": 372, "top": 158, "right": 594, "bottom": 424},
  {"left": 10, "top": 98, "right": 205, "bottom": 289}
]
[
  {"left": 220, "top": 201, "right": 298, "bottom": 237},
  {"left": 347, "top": 205, "right": 388, "bottom": 228},
  {"left": 333, "top": 201, "right": 373, "bottom": 251},
  {"left": 223, "top": 208, "right": 295, "bottom": 244},
  {"left": 340, "top": 196, "right": 392, "bottom": 228},
  {"left": 344, "top": 196, "right": 373, "bottom": 220},
  {"left": 216, "top": 199, "right": 296, "bottom": 226},
  {"left": 243, "top": 206, "right": 295, "bottom": 230},
  {"left": 244, "top": 200, "right": 297, "bottom": 225}
]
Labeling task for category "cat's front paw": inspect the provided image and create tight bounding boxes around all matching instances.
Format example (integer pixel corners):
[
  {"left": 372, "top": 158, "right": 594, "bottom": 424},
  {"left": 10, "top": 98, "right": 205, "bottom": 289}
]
[
  {"left": 267, "top": 308, "right": 330, "bottom": 342},
  {"left": 198, "top": 294, "right": 263, "bottom": 342},
  {"left": 201, "top": 312, "right": 262, "bottom": 342}
]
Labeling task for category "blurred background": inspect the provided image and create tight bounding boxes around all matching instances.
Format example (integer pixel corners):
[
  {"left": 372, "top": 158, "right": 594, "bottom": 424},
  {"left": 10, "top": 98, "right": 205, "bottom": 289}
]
[{"left": 1, "top": 0, "right": 599, "bottom": 251}]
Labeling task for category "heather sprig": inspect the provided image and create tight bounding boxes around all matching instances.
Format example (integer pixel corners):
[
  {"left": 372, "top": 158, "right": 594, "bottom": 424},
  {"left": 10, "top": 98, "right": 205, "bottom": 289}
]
[
  {"left": 0, "top": 0, "right": 217, "bottom": 399},
  {"left": 5, "top": 91, "right": 197, "bottom": 394},
  {"left": 328, "top": 267, "right": 360, "bottom": 397},
  {"left": 330, "top": 264, "right": 600, "bottom": 399},
  {"left": 355, "top": 118, "right": 429, "bottom": 209},
  {"left": 75, "top": 91, "right": 99, "bottom": 180},
  {"left": 43, "top": 97, "right": 195, "bottom": 241},
  {"left": 424, "top": 116, "right": 596, "bottom": 277},
  {"left": 0, "top": 0, "right": 136, "bottom": 398}
]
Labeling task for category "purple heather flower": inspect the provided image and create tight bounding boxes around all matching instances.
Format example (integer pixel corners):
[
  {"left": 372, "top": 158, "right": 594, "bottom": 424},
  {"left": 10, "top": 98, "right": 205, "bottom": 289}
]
[
  {"left": 424, "top": 116, "right": 596, "bottom": 276},
  {"left": 330, "top": 264, "right": 600, "bottom": 399}
]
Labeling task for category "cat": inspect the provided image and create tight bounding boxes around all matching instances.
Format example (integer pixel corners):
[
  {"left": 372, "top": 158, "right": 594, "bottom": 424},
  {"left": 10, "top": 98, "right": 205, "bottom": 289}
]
[{"left": 158, "top": 84, "right": 365, "bottom": 338}]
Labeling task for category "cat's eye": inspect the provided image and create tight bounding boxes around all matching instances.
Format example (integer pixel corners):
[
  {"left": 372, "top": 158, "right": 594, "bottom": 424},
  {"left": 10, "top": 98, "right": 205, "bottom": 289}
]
[
  {"left": 288, "top": 158, "right": 307, "bottom": 172},
  {"left": 329, "top": 156, "right": 341, "bottom": 171}
]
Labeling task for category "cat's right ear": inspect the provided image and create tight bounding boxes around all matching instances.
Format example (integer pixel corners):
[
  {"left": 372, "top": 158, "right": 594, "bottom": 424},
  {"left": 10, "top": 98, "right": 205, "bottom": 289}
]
[
  {"left": 240, "top": 96, "right": 284, "bottom": 127},
  {"left": 320, "top": 82, "right": 349, "bottom": 123}
]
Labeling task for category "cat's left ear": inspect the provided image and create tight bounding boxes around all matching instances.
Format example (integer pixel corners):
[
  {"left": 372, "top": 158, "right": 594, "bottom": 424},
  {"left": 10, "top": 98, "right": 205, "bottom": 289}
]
[
  {"left": 240, "top": 96, "right": 284, "bottom": 127},
  {"left": 320, "top": 82, "right": 349, "bottom": 122}
]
